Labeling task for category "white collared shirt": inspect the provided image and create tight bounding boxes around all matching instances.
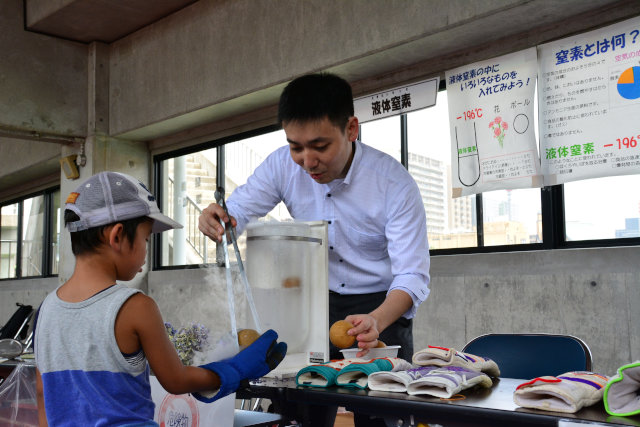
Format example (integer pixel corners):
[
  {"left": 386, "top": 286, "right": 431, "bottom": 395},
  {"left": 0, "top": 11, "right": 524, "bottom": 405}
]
[{"left": 227, "top": 140, "right": 430, "bottom": 318}]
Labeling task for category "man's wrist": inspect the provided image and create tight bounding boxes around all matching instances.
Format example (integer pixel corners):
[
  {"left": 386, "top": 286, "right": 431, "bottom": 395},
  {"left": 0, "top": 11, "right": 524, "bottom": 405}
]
[{"left": 368, "top": 311, "right": 387, "bottom": 334}]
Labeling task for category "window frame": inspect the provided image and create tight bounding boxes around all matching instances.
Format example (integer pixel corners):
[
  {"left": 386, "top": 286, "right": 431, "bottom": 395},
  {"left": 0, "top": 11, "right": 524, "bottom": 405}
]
[
  {"left": 152, "top": 124, "right": 281, "bottom": 270},
  {"left": 0, "top": 187, "right": 60, "bottom": 280},
  {"left": 151, "top": 95, "right": 639, "bottom": 270}
]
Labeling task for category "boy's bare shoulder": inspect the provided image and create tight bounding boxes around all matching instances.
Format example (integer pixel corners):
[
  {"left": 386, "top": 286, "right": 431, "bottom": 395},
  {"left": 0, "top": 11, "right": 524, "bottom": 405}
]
[{"left": 120, "top": 292, "right": 160, "bottom": 317}]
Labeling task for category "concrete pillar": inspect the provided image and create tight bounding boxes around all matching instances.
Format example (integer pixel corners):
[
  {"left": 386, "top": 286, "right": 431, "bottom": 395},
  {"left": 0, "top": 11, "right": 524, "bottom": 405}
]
[
  {"left": 57, "top": 136, "right": 150, "bottom": 289},
  {"left": 57, "top": 38, "right": 152, "bottom": 291}
]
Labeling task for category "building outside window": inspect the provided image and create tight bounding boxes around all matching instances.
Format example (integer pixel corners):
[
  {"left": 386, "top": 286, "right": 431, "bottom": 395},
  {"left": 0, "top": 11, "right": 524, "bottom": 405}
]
[
  {"left": 564, "top": 175, "right": 640, "bottom": 241},
  {"left": 156, "top": 129, "right": 289, "bottom": 267},
  {"left": 1, "top": 203, "right": 18, "bottom": 279}
]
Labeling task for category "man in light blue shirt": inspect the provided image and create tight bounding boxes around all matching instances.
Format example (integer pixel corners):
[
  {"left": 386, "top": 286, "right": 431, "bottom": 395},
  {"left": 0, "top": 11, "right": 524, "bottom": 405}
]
[{"left": 199, "top": 74, "right": 430, "bottom": 363}]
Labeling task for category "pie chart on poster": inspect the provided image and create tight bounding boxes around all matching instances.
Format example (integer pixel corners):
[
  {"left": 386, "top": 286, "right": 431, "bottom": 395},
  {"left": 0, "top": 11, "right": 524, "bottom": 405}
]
[{"left": 617, "top": 66, "right": 640, "bottom": 100}]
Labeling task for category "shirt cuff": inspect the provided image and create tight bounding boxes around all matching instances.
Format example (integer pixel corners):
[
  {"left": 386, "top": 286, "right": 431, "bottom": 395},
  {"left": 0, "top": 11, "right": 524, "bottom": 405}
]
[
  {"left": 389, "top": 274, "right": 430, "bottom": 319},
  {"left": 226, "top": 203, "right": 249, "bottom": 236}
]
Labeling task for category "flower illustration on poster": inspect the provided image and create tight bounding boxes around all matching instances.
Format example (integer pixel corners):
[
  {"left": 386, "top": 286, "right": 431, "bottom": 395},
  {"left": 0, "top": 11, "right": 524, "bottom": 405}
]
[{"left": 489, "top": 117, "right": 508, "bottom": 148}]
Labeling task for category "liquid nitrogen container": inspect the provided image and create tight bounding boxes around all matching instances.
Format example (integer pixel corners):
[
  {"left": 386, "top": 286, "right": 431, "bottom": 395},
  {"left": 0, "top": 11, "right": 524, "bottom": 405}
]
[{"left": 245, "top": 221, "right": 329, "bottom": 366}]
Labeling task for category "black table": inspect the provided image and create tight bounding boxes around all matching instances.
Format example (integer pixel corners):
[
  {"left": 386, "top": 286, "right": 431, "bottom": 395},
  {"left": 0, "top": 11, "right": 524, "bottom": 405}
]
[
  {"left": 234, "top": 409, "right": 282, "bottom": 427},
  {"left": 239, "top": 377, "right": 640, "bottom": 427}
]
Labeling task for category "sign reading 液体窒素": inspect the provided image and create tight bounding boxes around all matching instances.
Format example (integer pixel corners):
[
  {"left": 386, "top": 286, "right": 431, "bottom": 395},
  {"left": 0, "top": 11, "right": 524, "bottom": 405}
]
[{"left": 354, "top": 77, "right": 439, "bottom": 124}]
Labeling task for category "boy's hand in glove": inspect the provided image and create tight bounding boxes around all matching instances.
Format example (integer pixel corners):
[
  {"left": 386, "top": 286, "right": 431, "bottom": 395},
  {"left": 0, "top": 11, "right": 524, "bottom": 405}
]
[{"left": 193, "top": 329, "right": 287, "bottom": 403}]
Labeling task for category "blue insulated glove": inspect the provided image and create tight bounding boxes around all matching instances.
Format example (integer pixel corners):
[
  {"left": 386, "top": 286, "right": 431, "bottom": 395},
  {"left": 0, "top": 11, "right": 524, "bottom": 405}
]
[{"left": 193, "top": 329, "right": 287, "bottom": 403}]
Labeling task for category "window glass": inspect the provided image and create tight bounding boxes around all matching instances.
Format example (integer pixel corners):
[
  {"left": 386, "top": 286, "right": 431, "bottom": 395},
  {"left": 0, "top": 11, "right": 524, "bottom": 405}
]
[
  {"left": 360, "top": 115, "right": 401, "bottom": 161},
  {"left": 157, "top": 129, "right": 291, "bottom": 267},
  {"left": 51, "top": 189, "right": 61, "bottom": 274},
  {"left": 407, "top": 92, "right": 478, "bottom": 249},
  {"left": 21, "top": 195, "right": 45, "bottom": 277},
  {"left": 224, "top": 130, "right": 290, "bottom": 221},
  {"left": 158, "top": 149, "right": 218, "bottom": 267},
  {"left": 1, "top": 203, "right": 19, "bottom": 279},
  {"left": 482, "top": 188, "right": 542, "bottom": 246},
  {"left": 564, "top": 175, "right": 640, "bottom": 241},
  {"left": 224, "top": 130, "right": 290, "bottom": 262}
]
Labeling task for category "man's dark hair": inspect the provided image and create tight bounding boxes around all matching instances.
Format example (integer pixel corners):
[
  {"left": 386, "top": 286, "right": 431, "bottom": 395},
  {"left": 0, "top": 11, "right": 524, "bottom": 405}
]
[
  {"left": 64, "top": 209, "right": 150, "bottom": 256},
  {"left": 278, "top": 73, "right": 354, "bottom": 130}
]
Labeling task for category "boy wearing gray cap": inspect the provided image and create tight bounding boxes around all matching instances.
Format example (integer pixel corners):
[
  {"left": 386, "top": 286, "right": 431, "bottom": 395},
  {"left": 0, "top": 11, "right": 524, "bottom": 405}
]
[{"left": 34, "top": 171, "right": 286, "bottom": 426}]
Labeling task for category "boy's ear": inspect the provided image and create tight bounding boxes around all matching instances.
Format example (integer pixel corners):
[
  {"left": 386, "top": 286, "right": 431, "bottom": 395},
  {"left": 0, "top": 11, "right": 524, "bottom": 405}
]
[{"left": 107, "top": 223, "right": 125, "bottom": 250}]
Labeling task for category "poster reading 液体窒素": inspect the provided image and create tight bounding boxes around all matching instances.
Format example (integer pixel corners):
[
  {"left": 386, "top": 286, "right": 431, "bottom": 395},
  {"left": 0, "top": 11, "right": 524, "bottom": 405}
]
[
  {"left": 538, "top": 15, "right": 640, "bottom": 186},
  {"left": 446, "top": 47, "right": 541, "bottom": 198}
]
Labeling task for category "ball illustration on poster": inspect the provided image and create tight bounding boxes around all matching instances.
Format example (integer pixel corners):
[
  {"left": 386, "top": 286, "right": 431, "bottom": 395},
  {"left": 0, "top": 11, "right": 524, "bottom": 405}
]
[{"left": 513, "top": 114, "right": 529, "bottom": 134}]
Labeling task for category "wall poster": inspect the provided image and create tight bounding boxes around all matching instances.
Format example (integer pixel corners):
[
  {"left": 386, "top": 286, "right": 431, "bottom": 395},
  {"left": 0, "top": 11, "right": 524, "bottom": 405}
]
[
  {"left": 446, "top": 47, "right": 541, "bottom": 197},
  {"left": 538, "top": 16, "right": 640, "bottom": 185}
]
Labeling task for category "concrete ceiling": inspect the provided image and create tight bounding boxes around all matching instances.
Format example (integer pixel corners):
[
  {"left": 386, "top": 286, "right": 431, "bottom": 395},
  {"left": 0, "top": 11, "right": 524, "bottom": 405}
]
[
  {"left": 25, "top": 0, "right": 198, "bottom": 43},
  {"left": 142, "top": 0, "right": 640, "bottom": 145},
  {"left": 17, "top": 0, "right": 640, "bottom": 145}
]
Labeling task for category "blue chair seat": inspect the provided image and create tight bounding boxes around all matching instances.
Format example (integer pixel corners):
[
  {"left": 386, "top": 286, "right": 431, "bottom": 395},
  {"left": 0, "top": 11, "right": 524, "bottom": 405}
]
[{"left": 462, "top": 333, "right": 592, "bottom": 379}]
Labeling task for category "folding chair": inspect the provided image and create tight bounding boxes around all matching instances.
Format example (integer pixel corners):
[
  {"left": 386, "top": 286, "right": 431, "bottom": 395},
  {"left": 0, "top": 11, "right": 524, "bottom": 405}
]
[
  {"left": 462, "top": 333, "right": 592, "bottom": 379},
  {"left": 0, "top": 303, "right": 33, "bottom": 341},
  {"left": 0, "top": 304, "right": 35, "bottom": 386}
]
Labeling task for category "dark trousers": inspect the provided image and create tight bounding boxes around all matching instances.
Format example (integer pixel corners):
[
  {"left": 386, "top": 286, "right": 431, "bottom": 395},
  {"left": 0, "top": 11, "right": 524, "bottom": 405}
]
[{"left": 306, "top": 291, "right": 414, "bottom": 427}]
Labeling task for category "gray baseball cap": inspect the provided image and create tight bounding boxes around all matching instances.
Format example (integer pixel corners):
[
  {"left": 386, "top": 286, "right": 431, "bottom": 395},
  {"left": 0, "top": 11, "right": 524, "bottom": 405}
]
[{"left": 65, "top": 171, "right": 182, "bottom": 233}]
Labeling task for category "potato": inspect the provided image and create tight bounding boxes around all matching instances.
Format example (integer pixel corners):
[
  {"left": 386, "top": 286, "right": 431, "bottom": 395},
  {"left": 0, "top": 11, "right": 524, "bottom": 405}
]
[
  {"left": 375, "top": 340, "right": 386, "bottom": 348},
  {"left": 237, "top": 329, "right": 260, "bottom": 349},
  {"left": 283, "top": 277, "right": 301, "bottom": 288},
  {"left": 329, "top": 320, "right": 356, "bottom": 349}
]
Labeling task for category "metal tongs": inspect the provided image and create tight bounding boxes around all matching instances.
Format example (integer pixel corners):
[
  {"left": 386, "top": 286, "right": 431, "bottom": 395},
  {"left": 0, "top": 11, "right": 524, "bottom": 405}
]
[{"left": 214, "top": 187, "right": 262, "bottom": 337}]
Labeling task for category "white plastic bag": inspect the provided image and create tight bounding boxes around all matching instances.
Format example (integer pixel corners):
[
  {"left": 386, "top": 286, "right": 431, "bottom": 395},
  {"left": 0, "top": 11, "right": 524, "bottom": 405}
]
[
  {"left": 151, "top": 378, "right": 235, "bottom": 427},
  {"left": 153, "top": 326, "right": 240, "bottom": 426},
  {"left": 153, "top": 263, "right": 246, "bottom": 427},
  {"left": 0, "top": 363, "right": 38, "bottom": 426}
]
